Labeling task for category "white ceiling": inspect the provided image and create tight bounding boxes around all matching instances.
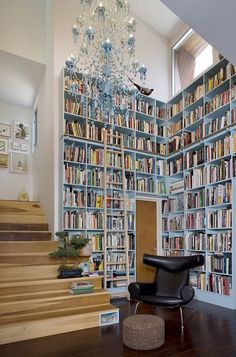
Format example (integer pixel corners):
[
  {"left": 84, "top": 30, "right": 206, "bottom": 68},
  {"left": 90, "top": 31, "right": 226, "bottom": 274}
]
[
  {"left": 161, "top": 0, "right": 236, "bottom": 65},
  {"left": 0, "top": 50, "right": 45, "bottom": 109},
  {"left": 130, "top": 0, "right": 184, "bottom": 40}
]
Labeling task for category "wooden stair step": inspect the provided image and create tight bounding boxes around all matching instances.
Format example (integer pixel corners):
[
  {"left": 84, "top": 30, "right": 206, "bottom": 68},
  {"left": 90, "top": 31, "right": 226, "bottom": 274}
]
[
  {"left": 0, "top": 215, "right": 47, "bottom": 224},
  {"left": 0, "top": 264, "right": 59, "bottom": 282},
  {"left": 0, "top": 241, "right": 58, "bottom": 253},
  {"left": 0, "top": 200, "right": 44, "bottom": 215},
  {"left": 0, "top": 276, "right": 103, "bottom": 296},
  {"left": 0, "top": 288, "right": 101, "bottom": 303},
  {"left": 0, "top": 304, "right": 118, "bottom": 345},
  {"left": 0, "top": 231, "right": 51, "bottom": 241},
  {"left": 0, "top": 289, "right": 110, "bottom": 318},
  {"left": 0, "top": 301, "right": 113, "bottom": 326},
  {"left": 0, "top": 252, "right": 88, "bottom": 265},
  {"left": 0, "top": 223, "right": 49, "bottom": 231}
]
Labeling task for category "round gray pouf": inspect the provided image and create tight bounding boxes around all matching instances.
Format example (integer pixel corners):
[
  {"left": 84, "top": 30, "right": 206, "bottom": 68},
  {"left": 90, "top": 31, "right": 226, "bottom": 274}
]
[{"left": 123, "top": 314, "right": 165, "bottom": 350}]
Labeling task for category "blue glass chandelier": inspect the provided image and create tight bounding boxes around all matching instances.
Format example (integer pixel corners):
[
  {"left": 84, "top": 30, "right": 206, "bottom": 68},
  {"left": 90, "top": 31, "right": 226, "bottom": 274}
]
[{"left": 65, "top": 0, "right": 147, "bottom": 122}]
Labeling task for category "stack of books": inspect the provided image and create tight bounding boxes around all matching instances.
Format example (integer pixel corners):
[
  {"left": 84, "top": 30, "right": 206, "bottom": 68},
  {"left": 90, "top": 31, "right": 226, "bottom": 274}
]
[{"left": 69, "top": 281, "right": 93, "bottom": 295}]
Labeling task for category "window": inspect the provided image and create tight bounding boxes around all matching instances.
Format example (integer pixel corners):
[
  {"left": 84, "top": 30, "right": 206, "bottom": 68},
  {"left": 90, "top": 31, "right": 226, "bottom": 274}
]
[{"left": 172, "top": 30, "right": 213, "bottom": 95}]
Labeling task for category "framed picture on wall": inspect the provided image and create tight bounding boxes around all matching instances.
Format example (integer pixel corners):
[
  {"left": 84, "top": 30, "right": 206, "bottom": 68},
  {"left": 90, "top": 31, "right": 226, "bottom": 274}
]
[
  {"left": 0, "top": 138, "right": 9, "bottom": 155},
  {"left": 13, "top": 121, "right": 30, "bottom": 141},
  {"left": 10, "top": 152, "right": 28, "bottom": 173},
  {"left": 0, "top": 123, "right": 11, "bottom": 138},
  {"left": 0, "top": 154, "right": 8, "bottom": 168},
  {"left": 20, "top": 142, "right": 28, "bottom": 152},
  {"left": 12, "top": 141, "right": 20, "bottom": 151}
]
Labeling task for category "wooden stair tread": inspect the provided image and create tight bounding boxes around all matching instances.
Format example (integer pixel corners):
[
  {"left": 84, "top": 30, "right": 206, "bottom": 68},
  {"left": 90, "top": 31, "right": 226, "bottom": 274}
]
[
  {"left": 0, "top": 303, "right": 118, "bottom": 345},
  {"left": 0, "top": 241, "right": 57, "bottom": 253},
  {"left": 0, "top": 276, "right": 102, "bottom": 288},
  {"left": 0, "top": 252, "right": 56, "bottom": 257},
  {"left": 0, "top": 223, "right": 49, "bottom": 231},
  {"left": 0, "top": 287, "right": 102, "bottom": 302},
  {"left": 0, "top": 292, "right": 111, "bottom": 323},
  {"left": 0, "top": 288, "right": 107, "bottom": 307},
  {"left": 0, "top": 302, "right": 115, "bottom": 325}
]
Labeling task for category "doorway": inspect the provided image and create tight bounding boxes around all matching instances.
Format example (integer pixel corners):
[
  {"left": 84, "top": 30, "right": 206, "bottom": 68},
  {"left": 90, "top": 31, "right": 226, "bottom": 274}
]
[{"left": 136, "top": 199, "right": 159, "bottom": 282}]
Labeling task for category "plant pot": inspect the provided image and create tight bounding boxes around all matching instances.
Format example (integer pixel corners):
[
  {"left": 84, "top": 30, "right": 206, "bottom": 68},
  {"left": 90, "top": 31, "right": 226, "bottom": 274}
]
[{"left": 80, "top": 243, "right": 93, "bottom": 257}]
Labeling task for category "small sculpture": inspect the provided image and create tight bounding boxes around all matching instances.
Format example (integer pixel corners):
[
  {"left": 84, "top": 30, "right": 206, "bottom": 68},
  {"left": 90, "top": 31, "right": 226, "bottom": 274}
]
[{"left": 128, "top": 77, "right": 154, "bottom": 96}]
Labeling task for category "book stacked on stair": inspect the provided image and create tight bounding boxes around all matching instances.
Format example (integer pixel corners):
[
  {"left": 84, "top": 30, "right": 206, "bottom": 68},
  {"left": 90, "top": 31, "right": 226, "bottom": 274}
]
[{"left": 69, "top": 281, "right": 93, "bottom": 295}]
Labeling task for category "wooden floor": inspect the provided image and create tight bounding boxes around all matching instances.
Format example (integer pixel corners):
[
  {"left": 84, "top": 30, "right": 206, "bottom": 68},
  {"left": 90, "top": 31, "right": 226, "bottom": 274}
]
[{"left": 0, "top": 298, "right": 236, "bottom": 356}]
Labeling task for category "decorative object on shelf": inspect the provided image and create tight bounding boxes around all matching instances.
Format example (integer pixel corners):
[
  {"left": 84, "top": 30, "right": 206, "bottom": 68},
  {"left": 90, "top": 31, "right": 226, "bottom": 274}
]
[
  {"left": 13, "top": 121, "right": 30, "bottom": 141},
  {"left": 128, "top": 77, "right": 153, "bottom": 96},
  {"left": 10, "top": 152, "right": 28, "bottom": 173},
  {"left": 49, "top": 231, "right": 92, "bottom": 278},
  {"left": 18, "top": 188, "right": 29, "bottom": 201},
  {"left": 65, "top": 0, "right": 147, "bottom": 122},
  {"left": 0, "top": 154, "right": 8, "bottom": 168},
  {"left": 0, "top": 123, "right": 11, "bottom": 138},
  {"left": 0, "top": 138, "right": 9, "bottom": 155}
]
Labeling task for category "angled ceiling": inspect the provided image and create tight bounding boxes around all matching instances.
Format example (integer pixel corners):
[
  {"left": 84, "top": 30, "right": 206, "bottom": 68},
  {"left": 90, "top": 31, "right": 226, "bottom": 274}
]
[
  {"left": 130, "top": 0, "right": 184, "bottom": 40},
  {"left": 0, "top": 50, "right": 45, "bottom": 109},
  {"left": 161, "top": 0, "right": 236, "bottom": 65}
]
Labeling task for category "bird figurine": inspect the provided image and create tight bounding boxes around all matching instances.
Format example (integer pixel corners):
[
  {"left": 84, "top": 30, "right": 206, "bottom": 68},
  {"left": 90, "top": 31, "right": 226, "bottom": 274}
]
[{"left": 128, "top": 77, "right": 154, "bottom": 96}]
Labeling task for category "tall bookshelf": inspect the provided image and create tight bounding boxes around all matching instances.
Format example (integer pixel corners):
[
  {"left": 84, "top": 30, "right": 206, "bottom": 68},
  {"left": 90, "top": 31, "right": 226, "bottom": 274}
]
[
  {"left": 162, "top": 57, "right": 236, "bottom": 309},
  {"left": 60, "top": 70, "right": 167, "bottom": 298},
  {"left": 60, "top": 57, "right": 236, "bottom": 308}
]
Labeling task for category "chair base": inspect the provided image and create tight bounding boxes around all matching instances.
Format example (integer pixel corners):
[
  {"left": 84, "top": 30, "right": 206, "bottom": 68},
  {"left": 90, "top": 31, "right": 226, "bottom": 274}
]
[{"left": 134, "top": 301, "right": 192, "bottom": 331}]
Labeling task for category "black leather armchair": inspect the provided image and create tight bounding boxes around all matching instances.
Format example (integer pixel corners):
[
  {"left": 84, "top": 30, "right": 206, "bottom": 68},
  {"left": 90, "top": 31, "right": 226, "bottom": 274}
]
[{"left": 128, "top": 254, "right": 204, "bottom": 330}]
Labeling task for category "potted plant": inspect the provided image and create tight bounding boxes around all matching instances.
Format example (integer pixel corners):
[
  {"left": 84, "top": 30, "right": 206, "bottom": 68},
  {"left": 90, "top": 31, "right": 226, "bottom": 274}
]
[{"left": 49, "top": 232, "right": 91, "bottom": 278}]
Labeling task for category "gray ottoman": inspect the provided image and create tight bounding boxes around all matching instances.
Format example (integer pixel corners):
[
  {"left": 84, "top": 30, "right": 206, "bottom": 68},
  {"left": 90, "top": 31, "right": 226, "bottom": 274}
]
[{"left": 123, "top": 314, "right": 165, "bottom": 350}]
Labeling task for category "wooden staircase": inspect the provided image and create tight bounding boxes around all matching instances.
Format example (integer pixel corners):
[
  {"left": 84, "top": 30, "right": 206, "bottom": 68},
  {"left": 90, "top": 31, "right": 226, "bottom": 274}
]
[
  {"left": 0, "top": 200, "right": 51, "bottom": 240},
  {"left": 0, "top": 201, "right": 118, "bottom": 345}
]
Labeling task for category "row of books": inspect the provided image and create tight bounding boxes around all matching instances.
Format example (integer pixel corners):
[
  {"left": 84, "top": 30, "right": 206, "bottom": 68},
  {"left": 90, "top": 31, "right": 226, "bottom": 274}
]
[
  {"left": 207, "top": 253, "right": 232, "bottom": 275},
  {"left": 169, "top": 216, "right": 184, "bottom": 231},
  {"left": 64, "top": 145, "right": 86, "bottom": 163},
  {"left": 206, "top": 183, "right": 232, "bottom": 206},
  {"left": 136, "top": 120, "right": 166, "bottom": 137},
  {"left": 183, "top": 105, "right": 204, "bottom": 127},
  {"left": 167, "top": 99, "right": 183, "bottom": 118},
  {"left": 205, "top": 63, "right": 232, "bottom": 92},
  {"left": 185, "top": 211, "right": 205, "bottom": 229},
  {"left": 63, "top": 188, "right": 85, "bottom": 207},
  {"left": 185, "top": 232, "right": 232, "bottom": 252},
  {"left": 206, "top": 134, "right": 231, "bottom": 161},
  {"left": 207, "top": 274, "right": 232, "bottom": 296},
  {"left": 162, "top": 236, "right": 183, "bottom": 250},
  {"left": 184, "top": 146, "right": 205, "bottom": 169},
  {"left": 205, "top": 89, "right": 230, "bottom": 115},
  {"left": 186, "top": 190, "right": 205, "bottom": 209},
  {"left": 63, "top": 211, "right": 86, "bottom": 229},
  {"left": 206, "top": 208, "right": 232, "bottom": 228},
  {"left": 184, "top": 84, "right": 205, "bottom": 107}
]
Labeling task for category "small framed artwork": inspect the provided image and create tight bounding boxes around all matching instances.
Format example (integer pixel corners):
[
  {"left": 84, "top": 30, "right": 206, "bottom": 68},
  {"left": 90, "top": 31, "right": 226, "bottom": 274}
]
[
  {"left": 13, "top": 121, "right": 30, "bottom": 141},
  {"left": 0, "top": 123, "right": 11, "bottom": 138},
  {"left": 0, "top": 138, "right": 9, "bottom": 155},
  {"left": 12, "top": 141, "right": 20, "bottom": 151},
  {"left": 0, "top": 154, "right": 8, "bottom": 168},
  {"left": 10, "top": 152, "right": 28, "bottom": 173},
  {"left": 20, "top": 142, "right": 28, "bottom": 152}
]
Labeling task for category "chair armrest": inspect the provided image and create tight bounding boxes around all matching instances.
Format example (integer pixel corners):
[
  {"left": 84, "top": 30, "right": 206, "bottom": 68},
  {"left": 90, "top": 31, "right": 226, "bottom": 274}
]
[
  {"left": 180, "top": 285, "right": 195, "bottom": 304},
  {"left": 128, "top": 282, "right": 156, "bottom": 300}
]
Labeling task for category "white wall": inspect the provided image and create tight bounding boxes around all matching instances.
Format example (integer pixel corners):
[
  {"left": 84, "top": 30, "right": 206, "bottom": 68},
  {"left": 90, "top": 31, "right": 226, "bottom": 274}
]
[
  {"left": 31, "top": 0, "right": 54, "bottom": 230},
  {"left": 134, "top": 15, "right": 170, "bottom": 102},
  {"left": 0, "top": 0, "right": 46, "bottom": 64},
  {"left": 0, "top": 101, "right": 33, "bottom": 200}
]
